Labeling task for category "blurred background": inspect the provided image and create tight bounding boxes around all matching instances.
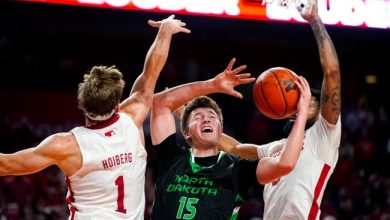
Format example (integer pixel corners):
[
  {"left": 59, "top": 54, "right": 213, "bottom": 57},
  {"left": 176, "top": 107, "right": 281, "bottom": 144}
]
[{"left": 0, "top": 0, "right": 389, "bottom": 219}]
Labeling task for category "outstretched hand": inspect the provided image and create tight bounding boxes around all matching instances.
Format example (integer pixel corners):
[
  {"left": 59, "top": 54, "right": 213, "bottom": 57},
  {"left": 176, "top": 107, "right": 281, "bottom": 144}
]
[
  {"left": 211, "top": 58, "right": 255, "bottom": 99},
  {"left": 297, "top": 0, "right": 319, "bottom": 23},
  {"left": 148, "top": 15, "right": 191, "bottom": 34}
]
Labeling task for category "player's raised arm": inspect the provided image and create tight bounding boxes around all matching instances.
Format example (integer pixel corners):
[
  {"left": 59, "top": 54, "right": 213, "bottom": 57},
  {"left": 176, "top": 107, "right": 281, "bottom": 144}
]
[
  {"left": 256, "top": 76, "right": 311, "bottom": 184},
  {"left": 151, "top": 58, "right": 255, "bottom": 145},
  {"left": 299, "top": 0, "right": 341, "bottom": 124},
  {"left": 120, "top": 15, "right": 190, "bottom": 128}
]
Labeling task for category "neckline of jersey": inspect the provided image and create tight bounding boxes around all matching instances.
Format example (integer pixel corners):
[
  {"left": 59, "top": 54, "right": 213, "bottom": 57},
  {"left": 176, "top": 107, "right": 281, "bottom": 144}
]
[{"left": 189, "top": 149, "right": 225, "bottom": 173}]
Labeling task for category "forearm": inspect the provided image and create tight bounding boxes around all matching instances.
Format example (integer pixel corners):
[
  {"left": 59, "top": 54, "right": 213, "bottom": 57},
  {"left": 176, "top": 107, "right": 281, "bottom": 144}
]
[
  {"left": 0, "top": 151, "right": 40, "bottom": 176},
  {"left": 218, "top": 134, "right": 240, "bottom": 154},
  {"left": 0, "top": 154, "right": 10, "bottom": 175},
  {"left": 311, "top": 18, "right": 341, "bottom": 123},
  {"left": 154, "top": 79, "right": 219, "bottom": 112},
  {"left": 310, "top": 18, "right": 340, "bottom": 75},
  {"left": 278, "top": 111, "right": 307, "bottom": 171},
  {"left": 130, "top": 24, "right": 174, "bottom": 97}
]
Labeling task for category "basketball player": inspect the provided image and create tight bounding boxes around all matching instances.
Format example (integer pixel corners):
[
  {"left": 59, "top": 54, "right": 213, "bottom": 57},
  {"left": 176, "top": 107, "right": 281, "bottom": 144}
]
[
  {"left": 0, "top": 15, "right": 190, "bottom": 219},
  {"left": 219, "top": 0, "right": 342, "bottom": 219},
  {"left": 150, "top": 58, "right": 312, "bottom": 219}
]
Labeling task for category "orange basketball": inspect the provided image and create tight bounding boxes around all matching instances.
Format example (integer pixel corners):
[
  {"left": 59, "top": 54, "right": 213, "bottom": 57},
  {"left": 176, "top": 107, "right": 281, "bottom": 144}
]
[{"left": 253, "top": 67, "right": 300, "bottom": 119}]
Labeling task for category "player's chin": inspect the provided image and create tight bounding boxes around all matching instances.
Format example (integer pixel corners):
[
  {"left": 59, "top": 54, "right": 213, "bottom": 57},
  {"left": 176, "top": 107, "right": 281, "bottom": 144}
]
[
  {"left": 287, "top": 115, "right": 297, "bottom": 122},
  {"left": 200, "top": 133, "right": 218, "bottom": 142}
]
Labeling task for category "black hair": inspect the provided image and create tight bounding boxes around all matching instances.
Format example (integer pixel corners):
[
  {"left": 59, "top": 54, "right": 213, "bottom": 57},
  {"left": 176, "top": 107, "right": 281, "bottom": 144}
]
[{"left": 310, "top": 88, "right": 321, "bottom": 101}]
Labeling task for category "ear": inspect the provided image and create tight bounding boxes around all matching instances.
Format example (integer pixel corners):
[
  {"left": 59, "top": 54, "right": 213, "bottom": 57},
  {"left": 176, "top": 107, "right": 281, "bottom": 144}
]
[
  {"left": 218, "top": 125, "right": 223, "bottom": 135},
  {"left": 183, "top": 130, "right": 190, "bottom": 140}
]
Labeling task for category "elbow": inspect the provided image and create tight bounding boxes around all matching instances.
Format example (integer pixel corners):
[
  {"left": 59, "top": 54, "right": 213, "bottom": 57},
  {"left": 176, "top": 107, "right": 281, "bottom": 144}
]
[
  {"left": 276, "top": 161, "right": 295, "bottom": 176},
  {"left": 324, "top": 68, "right": 340, "bottom": 78},
  {"left": 257, "top": 162, "right": 295, "bottom": 185},
  {"left": 152, "top": 94, "right": 164, "bottom": 109}
]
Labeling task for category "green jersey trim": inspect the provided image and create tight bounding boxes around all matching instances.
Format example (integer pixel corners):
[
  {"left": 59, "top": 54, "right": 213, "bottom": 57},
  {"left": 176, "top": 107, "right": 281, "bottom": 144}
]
[{"left": 189, "top": 149, "right": 225, "bottom": 173}]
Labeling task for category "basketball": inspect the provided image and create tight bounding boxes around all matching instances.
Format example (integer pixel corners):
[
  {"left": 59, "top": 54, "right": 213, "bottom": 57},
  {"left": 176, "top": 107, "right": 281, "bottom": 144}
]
[{"left": 253, "top": 67, "right": 300, "bottom": 119}]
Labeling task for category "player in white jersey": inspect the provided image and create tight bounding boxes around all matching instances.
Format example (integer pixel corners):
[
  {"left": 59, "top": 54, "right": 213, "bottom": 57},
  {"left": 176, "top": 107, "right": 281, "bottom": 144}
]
[
  {"left": 68, "top": 112, "right": 147, "bottom": 219},
  {"left": 253, "top": 111, "right": 341, "bottom": 220},
  {"left": 219, "top": 0, "right": 342, "bottom": 219},
  {"left": 0, "top": 15, "right": 190, "bottom": 220}
]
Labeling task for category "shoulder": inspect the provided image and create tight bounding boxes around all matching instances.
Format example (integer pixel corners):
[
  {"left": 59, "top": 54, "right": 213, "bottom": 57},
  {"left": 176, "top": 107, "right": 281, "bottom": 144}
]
[
  {"left": 220, "top": 151, "right": 240, "bottom": 161},
  {"left": 43, "top": 132, "right": 79, "bottom": 158},
  {"left": 31, "top": 132, "right": 80, "bottom": 171},
  {"left": 46, "top": 132, "right": 77, "bottom": 148},
  {"left": 310, "top": 114, "right": 341, "bottom": 133},
  {"left": 41, "top": 133, "right": 82, "bottom": 176},
  {"left": 153, "top": 133, "right": 177, "bottom": 147},
  {"left": 221, "top": 152, "right": 258, "bottom": 166},
  {"left": 154, "top": 133, "right": 186, "bottom": 156}
]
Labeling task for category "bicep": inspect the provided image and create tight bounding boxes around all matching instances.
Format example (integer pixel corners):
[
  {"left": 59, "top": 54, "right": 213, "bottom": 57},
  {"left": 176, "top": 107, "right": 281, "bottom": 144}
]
[
  {"left": 150, "top": 105, "right": 177, "bottom": 145},
  {"left": 321, "top": 71, "right": 341, "bottom": 125}
]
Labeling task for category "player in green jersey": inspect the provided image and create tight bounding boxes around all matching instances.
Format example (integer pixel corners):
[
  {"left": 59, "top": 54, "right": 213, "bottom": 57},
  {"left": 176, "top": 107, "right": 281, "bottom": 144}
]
[{"left": 150, "top": 58, "right": 312, "bottom": 219}]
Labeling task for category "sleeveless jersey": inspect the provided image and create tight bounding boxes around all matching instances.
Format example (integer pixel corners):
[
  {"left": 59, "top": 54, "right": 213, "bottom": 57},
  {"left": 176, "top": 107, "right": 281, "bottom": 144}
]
[
  {"left": 258, "top": 115, "right": 341, "bottom": 220},
  {"left": 152, "top": 134, "right": 259, "bottom": 220},
  {"left": 67, "top": 113, "right": 146, "bottom": 220}
]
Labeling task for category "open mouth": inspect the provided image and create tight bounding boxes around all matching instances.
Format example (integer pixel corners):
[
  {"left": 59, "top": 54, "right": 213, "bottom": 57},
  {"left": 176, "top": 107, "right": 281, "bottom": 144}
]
[{"left": 201, "top": 126, "right": 213, "bottom": 133}]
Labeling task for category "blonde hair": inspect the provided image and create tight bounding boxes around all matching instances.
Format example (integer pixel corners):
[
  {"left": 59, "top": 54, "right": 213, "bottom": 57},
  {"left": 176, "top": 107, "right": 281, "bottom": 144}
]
[{"left": 78, "top": 65, "right": 125, "bottom": 115}]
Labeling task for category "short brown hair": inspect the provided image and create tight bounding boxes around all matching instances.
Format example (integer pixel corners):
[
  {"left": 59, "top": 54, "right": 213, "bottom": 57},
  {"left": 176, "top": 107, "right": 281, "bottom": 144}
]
[
  {"left": 180, "top": 96, "right": 223, "bottom": 133},
  {"left": 78, "top": 65, "right": 125, "bottom": 115}
]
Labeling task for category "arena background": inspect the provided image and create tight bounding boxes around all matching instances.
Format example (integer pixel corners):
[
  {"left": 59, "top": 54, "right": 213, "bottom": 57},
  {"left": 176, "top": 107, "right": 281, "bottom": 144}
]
[{"left": 0, "top": 0, "right": 389, "bottom": 219}]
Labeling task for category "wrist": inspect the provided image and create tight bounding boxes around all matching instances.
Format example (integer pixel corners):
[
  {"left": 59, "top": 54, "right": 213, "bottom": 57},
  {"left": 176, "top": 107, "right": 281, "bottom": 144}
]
[
  {"left": 208, "top": 78, "right": 221, "bottom": 93},
  {"left": 296, "top": 109, "right": 309, "bottom": 121},
  {"left": 309, "top": 17, "right": 322, "bottom": 26}
]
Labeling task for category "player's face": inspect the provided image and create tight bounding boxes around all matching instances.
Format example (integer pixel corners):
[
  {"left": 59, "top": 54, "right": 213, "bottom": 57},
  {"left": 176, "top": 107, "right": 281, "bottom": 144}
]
[
  {"left": 184, "top": 107, "right": 222, "bottom": 149},
  {"left": 283, "top": 97, "right": 319, "bottom": 134}
]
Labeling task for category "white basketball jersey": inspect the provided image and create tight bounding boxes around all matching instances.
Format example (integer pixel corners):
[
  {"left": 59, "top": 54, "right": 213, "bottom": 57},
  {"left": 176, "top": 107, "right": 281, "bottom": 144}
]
[
  {"left": 259, "top": 115, "right": 341, "bottom": 220},
  {"left": 67, "top": 113, "right": 146, "bottom": 220}
]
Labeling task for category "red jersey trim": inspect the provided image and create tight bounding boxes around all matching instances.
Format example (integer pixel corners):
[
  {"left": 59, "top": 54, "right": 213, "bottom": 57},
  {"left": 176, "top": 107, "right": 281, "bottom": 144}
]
[
  {"left": 85, "top": 113, "right": 120, "bottom": 130},
  {"left": 66, "top": 176, "right": 78, "bottom": 220},
  {"left": 308, "top": 164, "right": 331, "bottom": 220}
]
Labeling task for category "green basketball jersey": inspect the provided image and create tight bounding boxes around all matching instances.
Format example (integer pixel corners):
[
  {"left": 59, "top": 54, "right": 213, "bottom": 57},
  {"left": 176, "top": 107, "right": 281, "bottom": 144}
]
[{"left": 151, "top": 134, "right": 260, "bottom": 220}]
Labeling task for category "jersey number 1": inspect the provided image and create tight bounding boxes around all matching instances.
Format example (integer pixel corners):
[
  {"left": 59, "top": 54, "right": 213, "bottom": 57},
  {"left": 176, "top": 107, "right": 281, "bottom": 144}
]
[
  {"left": 115, "top": 176, "right": 127, "bottom": 214},
  {"left": 176, "top": 196, "right": 199, "bottom": 219}
]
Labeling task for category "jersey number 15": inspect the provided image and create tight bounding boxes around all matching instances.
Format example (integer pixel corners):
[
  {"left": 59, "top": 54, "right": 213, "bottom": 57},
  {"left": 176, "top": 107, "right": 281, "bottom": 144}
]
[{"left": 176, "top": 196, "right": 199, "bottom": 219}]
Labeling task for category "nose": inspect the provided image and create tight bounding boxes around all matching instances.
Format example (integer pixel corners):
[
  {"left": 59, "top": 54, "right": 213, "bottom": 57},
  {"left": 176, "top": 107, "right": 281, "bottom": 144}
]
[{"left": 202, "top": 116, "right": 211, "bottom": 123}]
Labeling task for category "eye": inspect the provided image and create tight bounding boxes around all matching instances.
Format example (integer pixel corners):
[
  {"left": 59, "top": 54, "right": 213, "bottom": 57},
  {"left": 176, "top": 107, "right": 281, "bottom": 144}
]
[{"left": 194, "top": 116, "right": 202, "bottom": 120}]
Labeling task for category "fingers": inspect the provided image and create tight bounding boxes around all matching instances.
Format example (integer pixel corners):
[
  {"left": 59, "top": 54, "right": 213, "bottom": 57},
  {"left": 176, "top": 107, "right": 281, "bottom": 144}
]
[
  {"left": 231, "top": 65, "right": 247, "bottom": 75},
  {"left": 295, "top": 76, "right": 310, "bottom": 95},
  {"left": 299, "top": 75, "right": 310, "bottom": 90},
  {"left": 150, "top": 15, "right": 191, "bottom": 34},
  {"left": 294, "top": 76, "right": 304, "bottom": 92},
  {"left": 239, "top": 77, "right": 256, "bottom": 84},
  {"left": 176, "top": 19, "right": 191, "bottom": 33},
  {"left": 225, "top": 58, "right": 236, "bottom": 72},
  {"left": 180, "top": 27, "right": 191, "bottom": 34},
  {"left": 231, "top": 91, "right": 243, "bottom": 99},
  {"left": 148, "top": 20, "right": 160, "bottom": 28},
  {"left": 236, "top": 73, "right": 252, "bottom": 79}
]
